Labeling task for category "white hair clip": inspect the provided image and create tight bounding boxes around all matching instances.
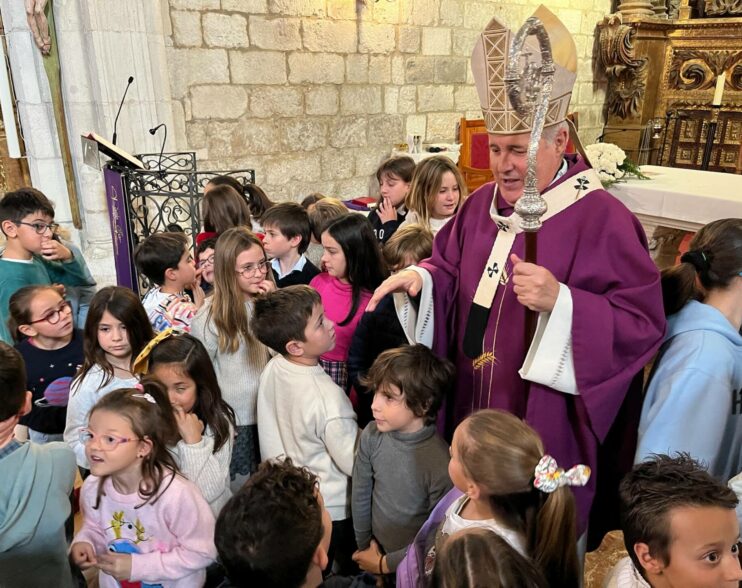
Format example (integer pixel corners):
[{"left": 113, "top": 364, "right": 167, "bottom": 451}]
[
  {"left": 132, "top": 392, "right": 157, "bottom": 404},
  {"left": 533, "top": 454, "right": 591, "bottom": 494}
]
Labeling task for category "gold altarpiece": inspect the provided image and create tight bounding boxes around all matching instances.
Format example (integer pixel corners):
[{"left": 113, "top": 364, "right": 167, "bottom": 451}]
[{"left": 598, "top": 0, "right": 742, "bottom": 173}]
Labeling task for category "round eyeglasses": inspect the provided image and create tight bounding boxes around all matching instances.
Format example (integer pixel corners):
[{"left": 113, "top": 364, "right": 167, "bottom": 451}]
[
  {"left": 28, "top": 300, "right": 72, "bottom": 325},
  {"left": 235, "top": 259, "right": 270, "bottom": 278},
  {"left": 198, "top": 254, "right": 215, "bottom": 268},
  {"left": 14, "top": 221, "right": 60, "bottom": 234}
]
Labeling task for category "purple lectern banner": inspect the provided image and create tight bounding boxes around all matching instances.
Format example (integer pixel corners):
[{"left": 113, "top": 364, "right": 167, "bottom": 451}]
[{"left": 103, "top": 167, "right": 137, "bottom": 292}]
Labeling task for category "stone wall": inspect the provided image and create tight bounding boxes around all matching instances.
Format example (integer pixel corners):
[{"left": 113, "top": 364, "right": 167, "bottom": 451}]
[{"left": 165, "top": 0, "right": 611, "bottom": 200}]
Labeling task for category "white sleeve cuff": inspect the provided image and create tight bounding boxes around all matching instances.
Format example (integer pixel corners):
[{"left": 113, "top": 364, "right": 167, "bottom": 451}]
[
  {"left": 392, "top": 265, "right": 435, "bottom": 349},
  {"left": 519, "top": 283, "right": 578, "bottom": 395}
]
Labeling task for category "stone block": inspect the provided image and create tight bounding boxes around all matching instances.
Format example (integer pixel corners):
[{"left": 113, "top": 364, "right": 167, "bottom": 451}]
[
  {"left": 398, "top": 85, "right": 417, "bottom": 114},
  {"left": 168, "top": 48, "right": 229, "bottom": 99},
  {"left": 391, "top": 55, "right": 406, "bottom": 85},
  {"left": 265, "top": 153, "right": 322, "bottom": 185},
  {"left": 398, "top": 26, "right": 420, "bottom": 54},
  {"left": 171, "top": 10, "right": 201, "bottom": 47},
  {"left": 230, "top": 119, "right": 278, "bottom": 154},
  {"left": 221, "top": 0, "right": 268, "bottom": 12},
  {"left": 250, "top": 87, "right": 304, "bottom": 118},
  {"left": 341, "top": 86, "right": 382, "bottom": 115},
  {"left": 406, "top": 114, "right": 428, "bottom": 140},
  {"left": 327, "top": 1, "right": 356, "bottom": 19},
  {"left": 302, "top": 20, "right": 357, "bottom": 53},
  {"left": 321, "top": 150, "right": 356, "bottom": 180},
  {"left": 405, "top": 0, "right": 439, "bottom": 25},
  {"left": 249, "top": 16, "right": 301, "bottom": 51},
  {"left": 279, "top": 119, "right": 328, "bottom": 151},
  {"left": 439, "top": 0, "right": 463, "bottom": 26},
  {"left": 453, "top": 28, "right": 479, "bottom": 57},
  {"left": 454, "top": 85, "right": 480, "bottom": 111},
  {"left": 358, "top": 22, "right": 396, "bottom": 54},
  {"left": 288, "top": 53, "right": 345, "bottom": 84},
  {"left": 369, "top": 56, "right": 391, "bottom": 83},
  {"left": 405, "top": 56, "right": 435, "bottom": 83},
  {"left": 421, "top": 27, "right": 451, "bottom": 56},
  {"left": 230, "top": 50, "right": 287, "bottom": 84},
  {"left": 417, "top": 85, "right": 454, "bottom": 112},
  {"left": 370, "top": 0, "right": 399, "bottom": 24},
  {"left": 191, "top": 85, "right": 247, "bottom": 118},
  {"left": 336, "top": 176, "right": 372, "bottom": 199},
  {"left": 203, "top": 13, "right": 248, "bottom": 48},
  {"left": 207, "top": 121, "right": 241, "bottom": 158},
  {"left": 426, "top": 112, "right": 460, "bottom": 141},
  {"left": 186, "top": 121, "right": 209, "bottom": 148},
  {"left": 329, "top": 116, "right": 368, "bottom": 148},
  {"left": 435, "top": 57, "right": 467, "bottom": 83},
  {"left": 268, "top": 0, "right": 325, "bottom": 17},
  {"left": 346, "top": 55, "right": 369, "bottom": 84},
  {"left": 384, "top": 87, "right": 399, "bottom": 114},
  {"left": 367, "top": 114, "right": 404, "bottom": 146},
  {"left": 464, "top": 2, "right": 495, "bottom": 29},
  {"left": 171, "top": 0, "right": 219, "bottom": 9},
  {"left": 305, "top": 86, "right": 339, "bottom": 115}
]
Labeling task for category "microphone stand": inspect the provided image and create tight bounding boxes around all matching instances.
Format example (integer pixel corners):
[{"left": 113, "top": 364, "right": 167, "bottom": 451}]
[
  {"left": 112, "top": 76, "right": 134, "bottom": 146},
  {"left": 149, "top": 124, "right": 168, "bottom": 178}
]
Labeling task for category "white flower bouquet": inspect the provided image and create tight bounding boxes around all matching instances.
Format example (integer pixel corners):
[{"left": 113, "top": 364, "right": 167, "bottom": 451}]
[{"left": 585, "top": 142, "right": 649, "bottom": 187}]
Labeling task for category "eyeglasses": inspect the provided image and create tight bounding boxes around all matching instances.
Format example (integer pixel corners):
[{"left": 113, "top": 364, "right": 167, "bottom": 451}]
[
  {"left": 198, "top": 255, "right": 215, "bottom": 268},
  {"left": 28, "top": 300, "right": 72, "bottom": 325},
  {"left": 14, "top": 221, "right": 59, "bottom": 234},
  {"left": 235, "top": 259, "right": 270, "bottom": 278},
  {"left": 79, "top": 429, "right": 141, "bottom": 451}
]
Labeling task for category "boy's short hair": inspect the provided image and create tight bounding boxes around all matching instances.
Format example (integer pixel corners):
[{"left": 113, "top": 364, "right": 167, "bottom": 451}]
[
  {"left": 620, "top": 453, "right": 739, "bottom": 571},
  {"left": 383, "top": 224, "right": 434, "bottom": 269},
  {"left": 360, "top": 345, "right": 455, "bottom": 425},
  {"left": 134, "top": 232, "right": 188, "bottom": 286},
  {"left": 216, "top": 458, "right": 323, "bottom": 588},
  {"left": 308, "top": 198, "right": 349, "bottom": 241},
  {"left": 0, "top": 188, "right": 55, "bottom": 233},
  {"left": 260, "top": 202, "right": 312, "bottom": 254},
  {"left": 196, "top": 236, "right": 217, "bottom": 258},
  {"left": 252, "top": 285, "right": 321, "bottom": 355},
  {"left": 0, "top": 342, "right": 28, "bottom": 421}
]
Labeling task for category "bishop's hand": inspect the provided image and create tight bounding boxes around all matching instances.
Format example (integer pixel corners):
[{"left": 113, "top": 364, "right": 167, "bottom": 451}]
[
  {"left": 510, "top": 253, "right": 559, "bottom": 312},
  {"left": 367, "top": 269, "right": 422, "bottom": 312}
]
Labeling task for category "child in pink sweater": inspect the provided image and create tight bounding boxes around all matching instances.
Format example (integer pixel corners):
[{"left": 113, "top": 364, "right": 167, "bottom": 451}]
[
  {"left": 71, "top": 380, "right": 216, "bottom": 588},
  {"left": 310, "top": 214, "right": 387, "bottom": 391}
]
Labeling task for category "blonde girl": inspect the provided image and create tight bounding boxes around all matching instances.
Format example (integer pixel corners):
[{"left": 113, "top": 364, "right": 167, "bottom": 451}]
[
  {"left": 402, "top": 156, "right": 467, "bottom": 235},
  {"left": 70, "top": 380, "right": 216, "bottom": 587},
  {"left": 64, "top": 286, "right": 154, "bottom": 470},
  {"left": 190, "top": 227, "right": 273, "bottom": 490}
]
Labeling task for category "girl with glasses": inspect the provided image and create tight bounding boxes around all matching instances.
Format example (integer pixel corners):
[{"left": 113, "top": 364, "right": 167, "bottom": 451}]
[
  {"left": 7, "top": 285, "right": 83, "bottom": 444},
  {"left": 70, "top": 380, "right": 216, "bottom": 587},
  {"left": 191, "top": 227, "right": 273, "bottom": 492}
]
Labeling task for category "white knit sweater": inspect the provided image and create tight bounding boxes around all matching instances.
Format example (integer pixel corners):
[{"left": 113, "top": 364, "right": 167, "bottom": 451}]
[{"left": 190, "top": 297, "right": 269, "bottom": 426}]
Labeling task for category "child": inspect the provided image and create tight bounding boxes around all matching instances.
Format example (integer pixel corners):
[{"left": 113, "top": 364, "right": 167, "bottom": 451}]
[
  {"left": 351, "top": 345, "right": 454, "bottom": 578},
  {"left": 252, "top": 285, "right": 359, "bottom": 574},
  {"left": 261, "top": 202, "right": 320, "bottom": 287},
  {"left": 396, "top": 409, "right": 589, "bottom": 588},
  {"left": 0, "top": 342, "right": 77, "bottom": 588},
  {"left": 401, "top": 157, "right": 467, "bottom": 235},
  {"left": 139, "top": 330, "right": 237, "bottom": 515},
  {"left": 135, "top": 231, "right": 203, "bottom": 333},
  {"left": 606, "top": 454, "right": 742, "bottom": 587},
  {"left": 9, "top": 285, "right": 83, "bottom": 443},
  {"left": 369, "top": 156, "right": 415, "bottom": 244},
  {"left": 196, "top": 236, "right": 217, "bottom": 296},
  {"left": 310, "top": 214, "right": 388, "bottom": 391},
  {"left": 348, "top": 224, "right": 434, "bottom": 426},
  {"left": 636, "top": 218, "right": 742, "bottom": 482},
  {"left": 0, "top": 187, "right": 93, "bottom": 343},
  {"left": 430, "top": 528, "right": 548, "bottom": 588},
  {"left": 205, "top": 176, "right": 275, "bottom": 233},
  {"left": 70, "top": 381, "right": 216, "bottom": 587},
  {"left": 190, "top": 227, "right": 273, "bottom": 490},
  {"left": 202, "top": 182, "right": 253, "bottom": 236},
  {"left": 64, "top": 286, "right": 154, "bottom": 470},
  {"left": 306, "top": 197, "right": 349, "bottom": 269}
]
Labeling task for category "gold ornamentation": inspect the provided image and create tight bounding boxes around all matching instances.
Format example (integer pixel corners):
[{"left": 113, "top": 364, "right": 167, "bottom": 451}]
[
  {"left": 705, "top": 0, "right": 742, "bottom": 16},
  {"left": 473, "top": 351, "right": 496, "bottom": 370},
  {"left": 669, "top": 50, "right": 742, "bottom": 91}
]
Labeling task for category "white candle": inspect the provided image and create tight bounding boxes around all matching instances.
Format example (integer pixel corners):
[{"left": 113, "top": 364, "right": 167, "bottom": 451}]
[{"left": 712, "top": 72, "right": 726, "bottom": 106}]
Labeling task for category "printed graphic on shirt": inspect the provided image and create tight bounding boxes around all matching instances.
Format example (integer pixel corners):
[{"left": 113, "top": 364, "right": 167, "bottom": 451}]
[{"left": 106, "top": 512, "right": 163, "bottom": 588}]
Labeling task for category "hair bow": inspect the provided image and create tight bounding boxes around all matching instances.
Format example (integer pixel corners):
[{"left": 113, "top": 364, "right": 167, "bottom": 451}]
[
  {"left": 132, "top": 328, "right": 182, "bottom": 375},
  {"left": 132, "top": 392, "right": 157, "bottom": 404},
  {"left": 533, "top": 454, "right": 591, "bottom": 494}
]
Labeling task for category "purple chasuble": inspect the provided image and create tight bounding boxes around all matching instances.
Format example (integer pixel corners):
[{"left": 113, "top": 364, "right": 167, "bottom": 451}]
[{"left": 419, "top": 155, "right": 666, "bottom": 531}]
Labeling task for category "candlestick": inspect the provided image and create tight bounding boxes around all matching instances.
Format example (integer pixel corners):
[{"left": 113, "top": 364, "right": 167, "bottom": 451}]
[{"left": 712, "top": 72, "right": 726, "bottom": 106}]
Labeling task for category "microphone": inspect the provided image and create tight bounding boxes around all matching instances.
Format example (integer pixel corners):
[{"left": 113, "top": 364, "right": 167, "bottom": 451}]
[
  {"left": 112, "top": 76, "right": 134, "bottom": 146},
  {"left": 149, "top": 123, "right": 167, "bottom": 175}
]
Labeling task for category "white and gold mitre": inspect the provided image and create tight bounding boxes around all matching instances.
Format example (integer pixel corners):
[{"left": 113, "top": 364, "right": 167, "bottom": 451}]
[{"left": 471, "top": 5, "right": 577, "bottom": 135}]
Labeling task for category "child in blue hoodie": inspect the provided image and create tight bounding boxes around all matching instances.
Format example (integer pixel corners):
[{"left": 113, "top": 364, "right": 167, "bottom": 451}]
[{"left": 636, "top": 218, "right": 742, "bottom": 482}]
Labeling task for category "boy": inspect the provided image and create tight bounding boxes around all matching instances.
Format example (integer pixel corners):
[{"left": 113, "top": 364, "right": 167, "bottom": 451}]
[
  {"left": 0, "top": 342, "right": 77, "bottom": 588},
  {"left": 605, "top": 454, "right": 742, "bottom": 587},
  {"left": 351, "top": 345, "right": 454, "bottom": 577},
  {"left": 261, "top": 202, "right": 320, "bottom": 288},
  {"left": 347, "top": 224, "right": 434, "bottom": 426},
  {"left": 252, "top": 285, "right": 359, "bottom": 575},
  {"left": 134, "top": 231, "right": 203, "bottom": 332},
  {"left": 0, "top": 188, "right": 92, "bottom": 343},
  {"left": 196, "top": 236, "right": 216, "bottom": 297}
]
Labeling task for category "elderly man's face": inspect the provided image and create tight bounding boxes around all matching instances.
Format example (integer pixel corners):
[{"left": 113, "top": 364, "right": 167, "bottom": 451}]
[{"left": 488, "top": 126, "right": 568, "bottom": 206}]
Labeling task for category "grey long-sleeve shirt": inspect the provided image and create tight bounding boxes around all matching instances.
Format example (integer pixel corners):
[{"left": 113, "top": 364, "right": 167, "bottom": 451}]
[{"left": 351, "top": 422, "right": 452, "bottom": 571}]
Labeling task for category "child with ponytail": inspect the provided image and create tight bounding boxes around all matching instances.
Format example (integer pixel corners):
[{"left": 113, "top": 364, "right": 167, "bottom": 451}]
[
  {"left": 636, "top": 218, "right": 742, "bottom": 481},
  {"left": 396, "top": 409, "right": 589, "bottom": 588},
  {"left": 70, "top": 380, "right": 216, "bottom": 587}
]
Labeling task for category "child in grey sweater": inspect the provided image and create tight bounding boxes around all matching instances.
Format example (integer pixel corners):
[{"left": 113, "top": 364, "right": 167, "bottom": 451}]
[{"left": 351, "top": 344, "right": 455, "bottom": 578}]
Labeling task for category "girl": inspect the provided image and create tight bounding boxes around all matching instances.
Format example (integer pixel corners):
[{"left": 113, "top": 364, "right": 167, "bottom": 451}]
[
  {"left": 370, "top": 156, "right": 415, "bottom": 245},
  {"left": 402, "top": 156, "right": 467, "bottom": 235},
  {"left": 310, "top": 214, "right": 387, "bottom": 391},
  {"left": 8, "top": 285, "right": 84, "bottom": 443},
  {"left": 636, "top": 218, "right": 742, "bottom": 481},
  {"left": 64, "top": 286, "right": 154, "bottom": 470},
  {"left": 205, "top": 176, "right": 274, "bottom": 233},
  {"left": 70, "top": 380, "right": 216, "bottom": 587},
  {"left": 139, "top": 330, "right": 237, "bottom": 515},
  {"left": 395, "top": 409, "right": 588, "bottom": 588},
  {"left": 201, "top": 184, "right": 253, "bottom": 238},
  {"left": 190, "top": 227, "right": 273, "bottom": 491}
]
